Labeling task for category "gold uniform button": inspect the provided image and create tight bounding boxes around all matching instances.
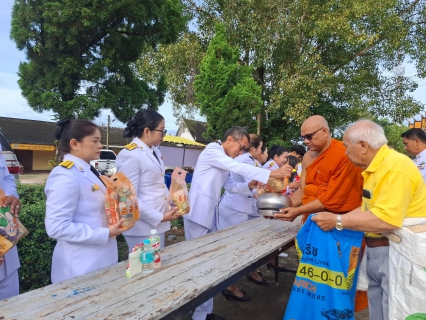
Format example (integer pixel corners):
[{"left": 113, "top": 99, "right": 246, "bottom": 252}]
[
  {"left": 161, "top": 174, "right": 164, "bottom": 177},
  {"left": 164, "top": 197, "right": 167, "bottom": 200},
  {"left": 162, "top": 185, "right": 165, "bottom": 188}
]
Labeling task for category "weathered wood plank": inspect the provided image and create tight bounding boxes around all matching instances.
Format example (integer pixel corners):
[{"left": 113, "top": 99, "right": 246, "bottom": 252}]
[{"left": 0, "top": 218, "right": 301, "bottom": 320}]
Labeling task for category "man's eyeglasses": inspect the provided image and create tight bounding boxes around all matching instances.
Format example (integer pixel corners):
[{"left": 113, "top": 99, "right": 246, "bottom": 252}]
[
  {"left": 152, "top": 129, "right": 167, "bottom": 136},
  {"left": 235, "top": 139, "right": 248, "bottom": 153},
  {"left": 300, "top": 127, "right": 324, "bottom": 141}
]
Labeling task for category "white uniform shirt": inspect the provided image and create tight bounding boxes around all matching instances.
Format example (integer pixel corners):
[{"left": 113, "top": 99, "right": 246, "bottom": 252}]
[
  {"left": 220, "top": 153, "right": 257, "bottom": 213},
  {"left": 116, "top": 138, "right": 170, "bottom": 236},
  {"left": 45, "top": 154, "right": 117, "bottom": 283},
  {"left": 185, "top": 142, "right": 271, "bottom": 229},
  {"left": 0, "top": 146, "right": 20, "bottom": 281},
  {"left": 413, "top": 149, "right": 426, "bottom": 184},
  {"left": 263, "top": 160, "right": 279, "bottom": 171}
]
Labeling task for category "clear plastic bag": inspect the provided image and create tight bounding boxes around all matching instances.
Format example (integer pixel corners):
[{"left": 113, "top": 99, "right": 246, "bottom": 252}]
[
  {"left": 167, "top": 167, "right": 190, "bottom": 215},
  {"left": 101, "top": 172, "right": 139, "bottom": 231}
]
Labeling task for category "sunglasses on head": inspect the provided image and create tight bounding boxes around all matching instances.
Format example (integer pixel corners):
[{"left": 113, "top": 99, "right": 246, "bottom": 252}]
[{"left": 300, "top": 127, "right": 324, "bottom": 141}]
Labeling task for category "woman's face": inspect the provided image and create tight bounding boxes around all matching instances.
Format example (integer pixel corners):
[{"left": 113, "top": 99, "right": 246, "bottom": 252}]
[
  {"left": 143, "top": 119, "right": 166, "bottom": 147},
  {"left": 274, "top": 151, "right": 289, "bottom": 167},
  {"left": 70, "top": 128, "right": 103, "bottom": 163},
  {"left": 260, "top": 148, "right": 268, "bottom": 164},
  {"left": 250, "top": 141, "right": 263, "bottom": 161}
]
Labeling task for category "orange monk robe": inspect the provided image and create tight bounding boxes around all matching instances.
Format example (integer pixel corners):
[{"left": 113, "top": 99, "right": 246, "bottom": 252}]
[
  {"left": 302, "top": 139, "right": 363, "bottom": 214},
  {"left": 302, "top": 139, "right": 367, "bottom": 311}
]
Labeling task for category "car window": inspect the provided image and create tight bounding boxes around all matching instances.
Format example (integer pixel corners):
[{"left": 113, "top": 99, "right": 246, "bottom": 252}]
[
  {"left": 100, "top": 151, "right": 116, "bottom": 160},
  {"left": 0, "top": 132, "right": 13, "bottom": 152}
]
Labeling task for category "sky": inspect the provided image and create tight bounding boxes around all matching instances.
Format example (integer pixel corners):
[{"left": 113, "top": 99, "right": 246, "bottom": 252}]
[{"left": 0, "top": 0, "right": 425, "bottom": 134}]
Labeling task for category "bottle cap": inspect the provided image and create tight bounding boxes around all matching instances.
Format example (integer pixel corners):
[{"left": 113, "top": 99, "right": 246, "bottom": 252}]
[
  {"left": 143, "top": 239, "right": 150, "bottom": 245},
  {"left": 151, "top": 229, "right": 157, "bottom": 234}
]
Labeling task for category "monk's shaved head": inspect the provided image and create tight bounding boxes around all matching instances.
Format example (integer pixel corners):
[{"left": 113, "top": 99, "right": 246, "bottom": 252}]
[
  {"left": 302, "top": 115, "right": 329, "bottom": 132},
  {"left": 300, "top": 115, "right": 332, "bottom": 153}
]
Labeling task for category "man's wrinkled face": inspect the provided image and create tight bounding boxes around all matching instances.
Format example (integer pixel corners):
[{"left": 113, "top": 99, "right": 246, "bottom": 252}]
[{"left": 300, "top": 125, "right": 327, "bottom": 152}]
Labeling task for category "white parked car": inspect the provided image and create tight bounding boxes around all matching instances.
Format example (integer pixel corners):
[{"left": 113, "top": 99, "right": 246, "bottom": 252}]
[
  {"left": 3, "top": 151, "right": 20, "bottom": 183},
  {"left": 90, "top": 149, "right": 116, "bottom": 176}
]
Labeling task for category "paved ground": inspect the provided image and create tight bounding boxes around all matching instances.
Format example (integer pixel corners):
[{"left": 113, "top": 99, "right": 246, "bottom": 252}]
[
  {"left": 19, "top": 172, "right": 49, "bottom": 185},
  {"left": 176, "top": 246, "right": 369, "bottom": 320}
]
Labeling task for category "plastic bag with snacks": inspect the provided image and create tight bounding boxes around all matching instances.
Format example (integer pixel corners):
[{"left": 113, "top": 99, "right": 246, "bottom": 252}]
[
  {"left": 257, "top": 177, "right": 288, "bottom": 195},
  {"left": 167, "top": 167, "right": 190, "bottom": 215},
  {"left": 101, "top": 172, "right": 139, "bottom": 231},
  {"left": 0, "top": 188, "right": 29, "bottom": 255}
]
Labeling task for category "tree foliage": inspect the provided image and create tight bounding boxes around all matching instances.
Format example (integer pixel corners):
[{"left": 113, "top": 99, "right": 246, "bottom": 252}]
[
  {"left": 138, "top": 0, "right": 426, "bottom": 143},
  {"left": 193, "top": 24, "right": 262, "bottom": 139},
  {"left": 10, "top": 0, "right": 186, "bottom": 122}
]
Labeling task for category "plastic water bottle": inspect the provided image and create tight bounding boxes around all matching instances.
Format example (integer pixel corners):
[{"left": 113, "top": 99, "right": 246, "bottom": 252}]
[
  {"left": 149, "top": 229, "right": 161, "bottom": 268},
  {"left": 140, "top": 239, "right": 154, "bottom": 274}
]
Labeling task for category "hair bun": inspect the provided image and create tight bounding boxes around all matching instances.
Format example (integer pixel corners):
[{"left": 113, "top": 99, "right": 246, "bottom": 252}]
[
  {"left": 123, "top": 119, "right": 136, "bottom": 138},
  {"left": 54, "top": 118, "right": 72, "bottom": 140}
]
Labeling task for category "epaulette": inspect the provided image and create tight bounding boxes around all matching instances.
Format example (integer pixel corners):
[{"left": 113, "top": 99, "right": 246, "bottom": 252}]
[
  {"left": 58, "top": 160, "right": 74, "bottom": 169},
  {"left": 124, "top": 143, "right": 138, "bottom": 151},
  {"left": 268, "top": 161, "right": 275, "bottom": 168}
]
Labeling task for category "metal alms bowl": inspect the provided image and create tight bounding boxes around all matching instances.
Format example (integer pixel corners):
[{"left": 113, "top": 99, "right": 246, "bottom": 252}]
[{"left": 256, "top": 193, "right": 293, "bottom": 217}]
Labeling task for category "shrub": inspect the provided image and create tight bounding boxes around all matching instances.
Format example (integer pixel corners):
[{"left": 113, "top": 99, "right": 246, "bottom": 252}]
[{"left": 16, "top": 184, "right": 55, "bottom": 293}]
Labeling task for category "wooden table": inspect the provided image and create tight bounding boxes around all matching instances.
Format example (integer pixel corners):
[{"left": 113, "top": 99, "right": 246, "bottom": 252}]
[{"left": 0, "top": 218, "right": 301, "bottom": 319}]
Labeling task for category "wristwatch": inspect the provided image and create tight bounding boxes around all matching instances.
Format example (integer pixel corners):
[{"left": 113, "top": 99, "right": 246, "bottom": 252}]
[{"left": 336, "top": 214, "right": 343, "bottom": 231}]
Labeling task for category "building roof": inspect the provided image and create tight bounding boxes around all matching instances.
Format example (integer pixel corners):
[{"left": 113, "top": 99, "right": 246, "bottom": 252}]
[
  {"left": 163, "top": 135, "right": 205, "bottom": 147},
  {"left": 0, "top": 116, "right": 129, "bottom": 147},
  {"left": 176, "top": 118, "right": 212, "bottom": 144}
]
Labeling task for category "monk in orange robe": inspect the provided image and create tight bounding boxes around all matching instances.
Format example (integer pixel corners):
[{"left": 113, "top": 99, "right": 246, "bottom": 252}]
[{"left": 275, "top": 115, "right": 368, "bottom": 311}]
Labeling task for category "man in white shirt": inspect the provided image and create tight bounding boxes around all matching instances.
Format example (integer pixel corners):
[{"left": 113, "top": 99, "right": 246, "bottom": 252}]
[
  {"left": 401, "top": 128, "right": 426, "bottom": 183},
  {"left": 184, "top": 126, "right": 292, "bottom": 320}
]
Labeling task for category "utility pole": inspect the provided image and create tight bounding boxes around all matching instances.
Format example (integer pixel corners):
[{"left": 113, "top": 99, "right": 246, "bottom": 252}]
[{"left": 106, "top": 115, "right": 115, "bottom": 149}]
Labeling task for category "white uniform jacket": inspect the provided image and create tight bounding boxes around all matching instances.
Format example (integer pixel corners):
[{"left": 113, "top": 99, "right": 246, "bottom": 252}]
[
  {"left": 0, "top": 146, "right": 20, "bottom": 282},
  {"left": 220, "top": 153, "right": 257, "bottom": 214},
  {"left": 45, "top": 154, "right": 117, "bottom": 283},
  {"left": 249, "top": 159, "right": 262, "bottom": 218},
  {"left": 413, "top": 149, "right": 426, "bottom": 184},
  {"left": 186, "top": 142, "right": 271, "bottom": 229},
  {"left": 263, "top": 160, "right": 279, "bottom": 171},
  {"left": 116, "top": 138, "right": 170, "bottom": 236}
]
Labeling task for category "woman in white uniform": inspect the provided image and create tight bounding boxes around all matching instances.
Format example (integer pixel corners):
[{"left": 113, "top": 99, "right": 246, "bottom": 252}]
[
  {"left": 261, "top": 145, "right": 294, "bottom": 273},
  {"left": 45, "top": 119, "right": 125, "bottom": 283},
  {"left": 217, "top": 134, "right": 265, "bottom": 301},
  {"left": 116, "top": 110, "right": 178, "bottom": 252},
  {"left": 248, "top": 145, "right": 268, "bottom": 221}
]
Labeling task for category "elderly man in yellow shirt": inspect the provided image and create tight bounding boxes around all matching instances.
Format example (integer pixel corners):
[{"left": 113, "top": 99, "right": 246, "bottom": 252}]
[{"left": 312, "top": 119, "right": 426, "bottom": 320}]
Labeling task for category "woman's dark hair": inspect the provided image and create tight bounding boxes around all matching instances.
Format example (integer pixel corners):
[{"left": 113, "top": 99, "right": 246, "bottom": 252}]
[
  {"left": 54, "top": 118, "right": 98, "bottom": 161},
  {"left": 287, "top": 155, "right": 299, "bottom": 169},
  {"left": 123, "top": 110, "right": 164, "bottom": 138},
  {"left": 248, "top": 134, "right": 262, "bottom": 150},
  {"left": 267, "top": 145, "right": 288, "bottom": 161}
]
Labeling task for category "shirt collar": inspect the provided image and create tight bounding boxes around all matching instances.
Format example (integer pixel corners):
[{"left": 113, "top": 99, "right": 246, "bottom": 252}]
[
  {"left": 416, "top": 148, "right": 426, "bottom": 160},
  {"left": 63, "top": 153, "right": 91, "bottom": 170},
  {"left": 134, "top": 137, "right": 154, "bottom": 153},
  {"left": 364, "top": 144, "right": 391, "bottom": 173}
]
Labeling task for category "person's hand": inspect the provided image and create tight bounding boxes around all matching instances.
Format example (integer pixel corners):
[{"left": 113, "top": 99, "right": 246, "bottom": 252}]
[
  {"left": 2, "top": 196, "right": 21, "bottom": 217},
  {"left": 287, "top": 181, "right": 299, "bottom": 189},
  {"left": 248, "top": 180, "right": 258, "bottom": 190},
  {"left": 274, "top": 206, "right": 301, "bottom": 222},
  {"left": 0, "top": 255, "right": 4, "bottom": 266},
  {"left": 269, "top": 164, "right": 292, "bottom": 180},
  {"left": 162, "top": 207, "right": 180, "bottom": 222},
  {"left": 311, "top": 212, "right": 337, "bottom": 231},
  {"left": 108, "top": 218, "right": 125, "bottom": 237}
]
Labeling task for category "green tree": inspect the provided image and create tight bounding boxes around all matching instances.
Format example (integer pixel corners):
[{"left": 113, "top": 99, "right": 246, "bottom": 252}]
[
  {"left": 138, "top": 0, "right": 426, "bottom": 143},
  {"left": 10, "top": 0, "right": 186, "bottom": 122},
  {"left": 193, "top": 23, "right": 262, "bottom": 139},
  {"left": 376, "top": 118, "right": 409, "bottom": 154}
]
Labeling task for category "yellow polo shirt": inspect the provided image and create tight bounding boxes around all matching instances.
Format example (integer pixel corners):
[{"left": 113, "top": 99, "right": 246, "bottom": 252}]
[{"left": 362, "top": 145, "right": 426, "bottom": 237}]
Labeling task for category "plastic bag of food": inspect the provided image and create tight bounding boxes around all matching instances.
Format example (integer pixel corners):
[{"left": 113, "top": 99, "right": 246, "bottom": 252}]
[
  {"left": 0, "top": 188, "right": 29, "bottom": 255},
  {"left": 167, "top": 167, "right": 190, "bottom": 215},
  {"left": 101, "top": 172, "right": 139, "bottom": 231},
  {"left": 258, "top": 177, "right": 288, "bottom": 195}
]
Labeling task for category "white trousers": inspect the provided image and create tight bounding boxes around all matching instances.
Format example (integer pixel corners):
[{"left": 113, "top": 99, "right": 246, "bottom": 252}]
[
  {"left": 184, "top": 218, "right": 216, "bottom": 320},
  {"left": 0, "top": 269, "right": 19, "bottom": 300}
]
